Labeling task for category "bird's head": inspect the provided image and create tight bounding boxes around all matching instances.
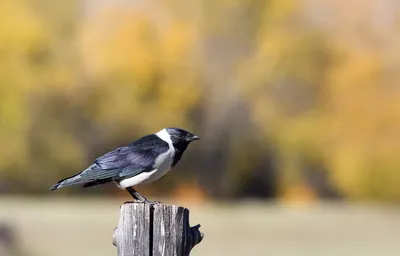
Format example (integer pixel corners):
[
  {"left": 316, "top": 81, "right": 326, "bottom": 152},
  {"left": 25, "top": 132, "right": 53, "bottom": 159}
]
[{"left": 165, "top": 127, "right": 200, "bottom": 145}]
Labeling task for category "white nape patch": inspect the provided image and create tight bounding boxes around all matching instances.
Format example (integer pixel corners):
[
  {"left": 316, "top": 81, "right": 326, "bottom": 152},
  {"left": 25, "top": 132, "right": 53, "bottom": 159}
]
[
  {"left": 155, "top": 128, "right": 173, "bottom": 146},
  {"left": 117, "top": 128, "right": 175, "bottom": 189}
]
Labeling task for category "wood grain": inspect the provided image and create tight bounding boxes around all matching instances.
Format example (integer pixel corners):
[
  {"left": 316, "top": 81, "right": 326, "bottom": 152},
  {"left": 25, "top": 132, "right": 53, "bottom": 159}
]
[
  {"left": 114, "top": 202, "right": 151, "bottom": 256},
  {"left": 113, "top": 202, "right": 203, "bottom": 256}
]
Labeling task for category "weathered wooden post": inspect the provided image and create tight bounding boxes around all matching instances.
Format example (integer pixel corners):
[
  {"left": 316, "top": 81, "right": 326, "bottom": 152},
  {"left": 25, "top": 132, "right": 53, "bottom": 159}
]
[{"left": 113, "top": 202, "right": 203, "bottom": 256}]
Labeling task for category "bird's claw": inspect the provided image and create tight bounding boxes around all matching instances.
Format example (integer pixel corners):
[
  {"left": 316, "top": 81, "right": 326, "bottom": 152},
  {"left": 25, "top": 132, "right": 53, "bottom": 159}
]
[
  {"left": 147, "top": 200, "right": 163, "bottom": 205},
  {"left": 142, "top": 200, "right": 162, "bottom": 205},
  {"left": 135, "top": 200, "right": 162, "bottom": 205}
]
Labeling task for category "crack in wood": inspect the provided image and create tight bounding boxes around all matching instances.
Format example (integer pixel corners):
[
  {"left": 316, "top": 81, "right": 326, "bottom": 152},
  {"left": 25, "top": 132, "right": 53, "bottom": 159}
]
[{"left": 113, "top": 203, "right": 203, "bottom": 256}]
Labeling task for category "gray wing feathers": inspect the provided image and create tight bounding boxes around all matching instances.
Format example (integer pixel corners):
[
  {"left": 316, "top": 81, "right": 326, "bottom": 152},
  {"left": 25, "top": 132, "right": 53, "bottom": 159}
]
[
  {"left": 50, "top": 134, "right": 169, "bottom": 190},
  {"left": 80, "top": 164, "right": 145, "bottom": 181},
  {"left": 94, "top": 134, "right": 169, "bottom": 171},
  {"left": 54, "top": 150, "right": 154, "bottom": 190},
  {"left": 94, "top": 146, "right": 131, "bottom": 170},
  {"left": 53, "top": 163, "right": 145, "bottom": 190},
  {"left": 80, "top": 164, "right": 120, "bottom": 180},
  {"left": 94, "top": 148, "right": 155, "bottom": 171}
]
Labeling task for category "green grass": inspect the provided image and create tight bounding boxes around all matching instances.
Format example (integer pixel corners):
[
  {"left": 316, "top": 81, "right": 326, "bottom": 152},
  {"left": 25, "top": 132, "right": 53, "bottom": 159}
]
[{"left": 1, "top": 196, "right": 400, "bottom": 256}]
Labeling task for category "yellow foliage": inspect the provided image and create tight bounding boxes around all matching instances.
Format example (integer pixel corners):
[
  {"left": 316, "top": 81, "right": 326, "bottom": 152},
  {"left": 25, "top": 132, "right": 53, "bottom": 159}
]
[{"left": 1, "top": 0, "right": 400, "bottom": 200}]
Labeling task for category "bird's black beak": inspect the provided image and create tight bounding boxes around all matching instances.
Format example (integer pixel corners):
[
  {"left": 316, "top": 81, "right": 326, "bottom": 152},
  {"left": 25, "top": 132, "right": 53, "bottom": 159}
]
[{"left": 188, "top": 134, "right": 200, "bottom": 142}]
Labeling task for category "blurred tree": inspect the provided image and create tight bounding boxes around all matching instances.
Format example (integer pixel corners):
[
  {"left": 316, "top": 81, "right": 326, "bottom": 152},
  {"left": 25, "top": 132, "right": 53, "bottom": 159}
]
[
  {"left": 242, "top": 0, "right": 400, "bottom": 201},
  {"left": 1, "top": 0, "right": 400, "bottom": 201},
  {"left": 0, "top": 0, "right": 41, "bottom": 180},
  {"left": 196, "top": 0, "right": 279, "bottom": 198},
  {"left": 0, "top": 0, "right": 85, "bottom": 192},
  {"left": 239, "top": 0, "right": 330, "bottom": 200},
  {"left": 79, "top": 0, "right": 201, "bottom": 131},
  {"left": 324, "top": 37, "right": 400, "bottom": 201}
]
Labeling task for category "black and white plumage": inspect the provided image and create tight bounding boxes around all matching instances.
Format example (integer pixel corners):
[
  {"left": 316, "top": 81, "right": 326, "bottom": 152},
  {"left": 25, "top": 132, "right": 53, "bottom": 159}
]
[{"left": 50, "top": 128, "right": 199, "bottom": 203}]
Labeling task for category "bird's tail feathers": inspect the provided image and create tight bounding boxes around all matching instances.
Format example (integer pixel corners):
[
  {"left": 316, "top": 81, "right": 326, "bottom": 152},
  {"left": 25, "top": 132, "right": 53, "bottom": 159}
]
[{"left": 49, "top": 173, "right": 83, "bottom": 191}]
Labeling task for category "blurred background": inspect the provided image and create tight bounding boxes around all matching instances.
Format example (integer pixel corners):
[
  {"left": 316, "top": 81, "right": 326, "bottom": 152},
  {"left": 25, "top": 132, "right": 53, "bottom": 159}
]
[{"left": 0, "top": 0, "right": 400, "bottom": 255}]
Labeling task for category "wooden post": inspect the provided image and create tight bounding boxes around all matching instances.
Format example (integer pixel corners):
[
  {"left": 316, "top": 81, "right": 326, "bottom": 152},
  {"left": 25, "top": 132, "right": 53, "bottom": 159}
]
[{"left": 113, "top": 202, "right": 203, "bottom": 256}]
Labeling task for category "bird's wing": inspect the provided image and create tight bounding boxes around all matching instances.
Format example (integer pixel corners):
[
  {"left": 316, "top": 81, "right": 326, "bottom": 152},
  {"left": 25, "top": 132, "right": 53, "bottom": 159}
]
[
  {"left": 91, "top": 134, "right": 170, "bottom": 179},
  {"left": 93, "top": 145, "right": 148, "bottom": 170},
  {"left": 77, "top": 149, "right": 158, "bottom": 186},
  {"left": 51, "top": 134, "right": 170, "bottom": 189}
]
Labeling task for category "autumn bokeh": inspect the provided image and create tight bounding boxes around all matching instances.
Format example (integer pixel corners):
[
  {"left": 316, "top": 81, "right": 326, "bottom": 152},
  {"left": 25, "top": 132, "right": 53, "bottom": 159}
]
[
  {"left": 2, "top": 1, "right": 400, "bottom": 255},
  {"left": 1, "top": 0, "right": 399, "bottom": 202}
]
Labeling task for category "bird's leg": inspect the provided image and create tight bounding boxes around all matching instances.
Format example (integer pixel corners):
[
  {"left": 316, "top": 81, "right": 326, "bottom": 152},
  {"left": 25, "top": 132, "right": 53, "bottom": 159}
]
[
  {"left": 125, "top": 187, "right": 161, "bottom": 204},
  {"left": 125, "top": 187, "right": 145, "bottom": 201}
]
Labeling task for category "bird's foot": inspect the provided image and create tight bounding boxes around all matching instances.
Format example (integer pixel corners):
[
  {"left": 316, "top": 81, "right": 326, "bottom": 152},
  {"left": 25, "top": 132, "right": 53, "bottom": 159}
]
[
  {"left": 139, "top": 199, "right": 163, "bottom": 205},
  {"left": 132, "top": 199, "right": 162, "bottom": 205},
  {"left": 132, "top": 199, "right": 146, "bottom": 204}
]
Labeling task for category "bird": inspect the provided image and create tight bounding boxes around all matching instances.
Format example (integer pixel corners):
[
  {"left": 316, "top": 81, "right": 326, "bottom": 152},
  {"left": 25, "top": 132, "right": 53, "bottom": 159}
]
[{"left": 50, "top": 127, "right": 200, "bottom": 203}]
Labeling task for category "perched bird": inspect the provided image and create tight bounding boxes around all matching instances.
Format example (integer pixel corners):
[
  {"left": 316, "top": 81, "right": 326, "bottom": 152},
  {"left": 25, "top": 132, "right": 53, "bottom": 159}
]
[{"left": 50, "top": 128, "right": 199, "bottom": 203}]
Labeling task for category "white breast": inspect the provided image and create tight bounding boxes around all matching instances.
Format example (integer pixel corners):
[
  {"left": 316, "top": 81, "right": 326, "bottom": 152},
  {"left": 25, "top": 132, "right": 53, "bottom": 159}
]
[{"left": 117, "top": 129, "right": 175, "bottom": 189}]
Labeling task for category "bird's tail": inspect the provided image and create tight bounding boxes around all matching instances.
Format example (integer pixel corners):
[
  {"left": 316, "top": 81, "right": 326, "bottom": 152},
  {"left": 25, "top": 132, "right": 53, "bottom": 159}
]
[{"left": 49, "top": 173, "right": 83, "bottom": 191}]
